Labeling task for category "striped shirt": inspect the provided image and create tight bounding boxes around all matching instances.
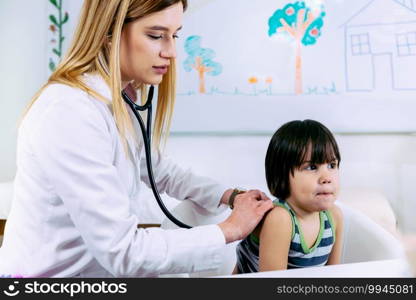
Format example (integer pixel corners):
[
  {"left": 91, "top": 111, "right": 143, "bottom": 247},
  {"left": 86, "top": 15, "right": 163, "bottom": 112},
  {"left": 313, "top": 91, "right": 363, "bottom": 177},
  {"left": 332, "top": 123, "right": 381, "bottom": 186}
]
[{"left": 235, "top": 199, "right": 336, "bottom": 273}]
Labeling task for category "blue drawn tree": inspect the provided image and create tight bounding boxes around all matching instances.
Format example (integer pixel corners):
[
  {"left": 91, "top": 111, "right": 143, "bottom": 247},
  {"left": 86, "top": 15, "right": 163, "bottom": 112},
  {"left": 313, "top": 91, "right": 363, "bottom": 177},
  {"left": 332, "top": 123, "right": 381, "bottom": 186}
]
[
  {"left": 183, "top": 35, "right": 222, "bottom": 94},
  {"left": 268, "top": 1, "right": 325, "bottom": 94}
]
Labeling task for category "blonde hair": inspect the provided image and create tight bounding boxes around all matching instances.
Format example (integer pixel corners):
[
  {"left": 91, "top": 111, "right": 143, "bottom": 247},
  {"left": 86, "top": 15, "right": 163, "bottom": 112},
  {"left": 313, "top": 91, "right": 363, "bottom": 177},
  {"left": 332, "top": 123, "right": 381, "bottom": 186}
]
[{"left": 22, "top": 0, "right": 187, "bottom": 151}]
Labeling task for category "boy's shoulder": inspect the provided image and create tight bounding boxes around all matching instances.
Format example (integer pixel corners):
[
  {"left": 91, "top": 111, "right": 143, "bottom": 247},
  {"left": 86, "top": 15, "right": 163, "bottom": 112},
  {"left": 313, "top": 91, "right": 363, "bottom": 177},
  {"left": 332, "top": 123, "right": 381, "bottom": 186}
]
[
  {"left": 328, "top": 204, "right": 342, "bottom": 218},
  {"left": 256, "top": 204, "right": 293, "bottom": 240},
  {"left": 264, "top": 203, "right": 293, "bottom": 224},
  {"left": 327, "top": 204, "right": 344, "bottom": 226}
]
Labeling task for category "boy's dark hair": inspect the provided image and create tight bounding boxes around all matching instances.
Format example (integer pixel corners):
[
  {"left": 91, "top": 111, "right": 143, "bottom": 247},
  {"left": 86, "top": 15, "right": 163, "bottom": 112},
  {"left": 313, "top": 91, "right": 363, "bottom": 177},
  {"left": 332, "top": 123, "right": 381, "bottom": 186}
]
[{"left": 265, "top": 119, "right": 341, "bottom": 200}]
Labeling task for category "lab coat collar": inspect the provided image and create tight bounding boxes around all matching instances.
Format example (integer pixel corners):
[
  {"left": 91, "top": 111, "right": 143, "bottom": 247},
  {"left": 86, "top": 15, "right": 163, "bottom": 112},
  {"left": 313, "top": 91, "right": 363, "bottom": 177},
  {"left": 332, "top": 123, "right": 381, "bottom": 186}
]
[
  {"left": 82, "top": 72, "right": 112, "bottom": 101},
  {"left": 81, "top": 72, "right": 141, "bottom": 105},
  {"left": 82, "top": 72, "right": 143, "bottom": 156}
]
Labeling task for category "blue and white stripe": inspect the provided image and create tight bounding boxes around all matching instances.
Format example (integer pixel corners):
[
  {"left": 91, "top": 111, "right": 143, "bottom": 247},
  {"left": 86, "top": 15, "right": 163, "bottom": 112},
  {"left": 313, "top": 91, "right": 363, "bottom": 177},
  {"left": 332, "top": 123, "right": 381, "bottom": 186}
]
[
  {"left": 235, "top": 200, "right": 335, "bottom": 273},
  {"left": 287, "top": 210, "right": 334, "bottom": 268}
]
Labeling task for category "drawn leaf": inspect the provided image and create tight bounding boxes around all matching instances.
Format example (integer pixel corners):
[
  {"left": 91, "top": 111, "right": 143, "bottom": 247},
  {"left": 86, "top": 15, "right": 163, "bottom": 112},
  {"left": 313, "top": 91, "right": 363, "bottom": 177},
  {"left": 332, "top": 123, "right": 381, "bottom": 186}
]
[
  {"left": 49, "top": 0, "right": 58, "bottom": 8},
  {"left": 53, "top": 48, "right": 61, "bottom": 57},
  {"left": 62, "top": 12, "right": 69, "bottom": 24},
  {"left": 49, "top": 59, "right": 56, "bottom": 71},
  {"left": 49, "top": 15, "right": 58, "bottom": 26}
]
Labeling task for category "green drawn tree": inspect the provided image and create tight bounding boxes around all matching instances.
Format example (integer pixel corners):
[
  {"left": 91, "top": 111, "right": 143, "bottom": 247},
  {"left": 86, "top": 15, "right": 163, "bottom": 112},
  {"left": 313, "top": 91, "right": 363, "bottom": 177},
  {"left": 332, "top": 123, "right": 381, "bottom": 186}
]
[
  {"left": 268, "top": 1, "right": 325, "bottom": 95},
  {"left": 183, "top": 35, "right": 222, "bottom": 94},
  {"left": 48, "top": 0, "right": 69, "bottom": 71}
]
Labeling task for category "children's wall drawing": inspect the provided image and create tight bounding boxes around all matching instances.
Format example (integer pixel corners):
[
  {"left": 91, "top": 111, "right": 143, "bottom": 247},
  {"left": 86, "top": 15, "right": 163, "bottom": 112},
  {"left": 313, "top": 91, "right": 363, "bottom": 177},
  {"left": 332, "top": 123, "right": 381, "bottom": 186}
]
[
  {"left": 37, "top": 0, "right": 416, "bottom": 133},
  {"left": 268, "top": 2, "right": 325, "bottom": 95},
  {"left": 172, "top": 0, "right": 416, "bottom": 133},
  {"left": 183, "top": 35, "right": 222, "bottom": 93},
  {"left": 47, "top": 0, "right": 69, "bottom": 72},
  {"left": 341, "top": 0, "right": 416, "bottom": 92}
]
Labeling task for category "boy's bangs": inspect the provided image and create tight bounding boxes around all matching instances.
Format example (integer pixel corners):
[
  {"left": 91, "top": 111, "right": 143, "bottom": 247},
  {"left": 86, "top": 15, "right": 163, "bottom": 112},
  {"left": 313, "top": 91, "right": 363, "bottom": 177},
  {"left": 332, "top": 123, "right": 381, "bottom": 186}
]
[
  {"left": 311, "top": 140, "right": 339, "bottom": 164},
  {"left": 297, "top": 139, "right": 340, "bottom": 167}
]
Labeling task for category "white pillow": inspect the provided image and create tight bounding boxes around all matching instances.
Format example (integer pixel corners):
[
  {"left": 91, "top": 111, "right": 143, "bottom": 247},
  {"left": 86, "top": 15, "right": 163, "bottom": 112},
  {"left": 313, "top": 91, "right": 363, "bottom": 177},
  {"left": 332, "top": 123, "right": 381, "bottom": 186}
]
[{"left": 337, "top": 188, "right": 398, "bottom": 236}]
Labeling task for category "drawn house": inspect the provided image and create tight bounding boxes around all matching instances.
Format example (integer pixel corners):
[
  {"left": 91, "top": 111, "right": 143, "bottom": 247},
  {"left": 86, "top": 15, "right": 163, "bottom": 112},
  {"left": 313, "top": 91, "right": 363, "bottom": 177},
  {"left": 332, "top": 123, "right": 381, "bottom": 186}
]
[{"left": 341, "top": 0, "right": 416, "bottom": 91}]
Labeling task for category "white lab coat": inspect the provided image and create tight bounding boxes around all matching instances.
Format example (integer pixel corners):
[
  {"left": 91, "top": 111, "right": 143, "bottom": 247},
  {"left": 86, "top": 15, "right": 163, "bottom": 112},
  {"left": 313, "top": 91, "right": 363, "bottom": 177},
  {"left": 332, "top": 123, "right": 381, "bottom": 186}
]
[{"left": 0, "top": 74, "right": 228, "bottom": 277}]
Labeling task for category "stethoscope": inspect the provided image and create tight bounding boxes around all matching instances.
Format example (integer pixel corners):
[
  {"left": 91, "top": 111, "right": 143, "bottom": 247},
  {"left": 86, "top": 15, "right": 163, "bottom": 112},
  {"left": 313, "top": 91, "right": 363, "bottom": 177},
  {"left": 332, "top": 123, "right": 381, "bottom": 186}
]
[{"left": 122, "top": 86, "right": 192, "bottom": 229}]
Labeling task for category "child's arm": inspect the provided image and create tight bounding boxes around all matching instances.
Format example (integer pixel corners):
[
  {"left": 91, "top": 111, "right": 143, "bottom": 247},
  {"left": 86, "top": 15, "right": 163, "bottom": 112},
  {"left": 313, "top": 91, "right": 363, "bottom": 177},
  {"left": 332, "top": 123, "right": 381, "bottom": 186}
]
[
  {"left": 232, "top": 264, "right": 239, "bottom": 275},
  {"left": 326, "top": 204, "right": 344, "bottom": 265},
  {"left": 258, "top": 206, "right": 292, "bottom": 271}
]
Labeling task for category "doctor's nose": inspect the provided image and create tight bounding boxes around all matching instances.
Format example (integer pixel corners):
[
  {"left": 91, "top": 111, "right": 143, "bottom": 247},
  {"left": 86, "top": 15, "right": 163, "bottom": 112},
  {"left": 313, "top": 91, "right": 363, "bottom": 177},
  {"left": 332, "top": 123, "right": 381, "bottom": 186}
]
[{"left": 161, "top": 40, "right": 177, "bottom": 59}]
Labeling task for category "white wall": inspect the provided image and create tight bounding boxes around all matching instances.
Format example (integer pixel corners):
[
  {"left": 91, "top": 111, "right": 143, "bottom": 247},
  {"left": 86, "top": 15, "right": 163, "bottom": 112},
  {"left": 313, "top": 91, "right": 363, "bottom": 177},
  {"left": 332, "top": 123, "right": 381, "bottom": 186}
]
[
  {"left": 139, "top": 134, "right": 416, "bottom": 233},
  {"left": 0, "top": 1, "right": 415, "bottom": 235},
  {"left": 1, "top": 128, "right": 414, "bottom": 233},
  {"left": 0, "top": 0, "right": 80, "bottom": 182},
  {"left": 0, "top": 0, "right": 48, "bottom": 181}
]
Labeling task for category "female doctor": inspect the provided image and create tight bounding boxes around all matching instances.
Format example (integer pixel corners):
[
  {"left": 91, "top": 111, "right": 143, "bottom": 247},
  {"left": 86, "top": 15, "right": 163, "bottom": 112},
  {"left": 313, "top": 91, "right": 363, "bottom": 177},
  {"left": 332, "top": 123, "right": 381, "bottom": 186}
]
[{"left": 0, "top": 0, "right": 273, "bottom": 277}]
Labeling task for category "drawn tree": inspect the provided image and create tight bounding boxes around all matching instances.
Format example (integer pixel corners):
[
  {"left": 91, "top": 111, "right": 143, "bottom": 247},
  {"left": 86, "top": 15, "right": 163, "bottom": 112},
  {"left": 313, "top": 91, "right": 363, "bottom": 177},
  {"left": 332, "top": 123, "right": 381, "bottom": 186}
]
[
  {"left": 48, "top": 0, "right": 69, "bottom": 71},
  {"left": 183, "top": 35, "right": 222, "bottom": 94},
  {"left": 268, "top": 1, "right": 325, "bottom": 95}
]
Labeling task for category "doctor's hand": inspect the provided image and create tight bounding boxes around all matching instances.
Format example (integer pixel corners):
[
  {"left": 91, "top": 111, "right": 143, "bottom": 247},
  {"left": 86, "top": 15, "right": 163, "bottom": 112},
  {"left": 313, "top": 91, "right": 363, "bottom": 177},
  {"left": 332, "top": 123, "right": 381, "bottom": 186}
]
[{"left": 218, "top": 190, "right": 273, "bottom": 244}]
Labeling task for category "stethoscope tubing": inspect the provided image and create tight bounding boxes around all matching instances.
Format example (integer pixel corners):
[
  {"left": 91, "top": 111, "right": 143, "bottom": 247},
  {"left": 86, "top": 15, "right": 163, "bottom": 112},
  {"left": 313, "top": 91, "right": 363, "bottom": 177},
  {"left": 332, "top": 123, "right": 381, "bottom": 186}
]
[{"left": 122, "top": 87, "right": 192, "bottom": 229}]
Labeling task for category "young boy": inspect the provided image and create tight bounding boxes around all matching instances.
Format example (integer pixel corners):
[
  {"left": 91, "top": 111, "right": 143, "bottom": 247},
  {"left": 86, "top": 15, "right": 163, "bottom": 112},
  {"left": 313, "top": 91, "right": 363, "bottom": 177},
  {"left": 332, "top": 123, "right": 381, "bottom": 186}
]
[{"left": 234, "top": 119, "right": 344, "bottom": 273}]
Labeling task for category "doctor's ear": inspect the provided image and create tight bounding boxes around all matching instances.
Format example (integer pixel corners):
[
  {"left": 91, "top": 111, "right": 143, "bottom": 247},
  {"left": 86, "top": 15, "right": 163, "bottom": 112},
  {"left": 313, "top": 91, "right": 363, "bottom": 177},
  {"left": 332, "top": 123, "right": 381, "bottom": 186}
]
[{"left": 105, "top": 34, "right": 113, "bottom": 46}]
